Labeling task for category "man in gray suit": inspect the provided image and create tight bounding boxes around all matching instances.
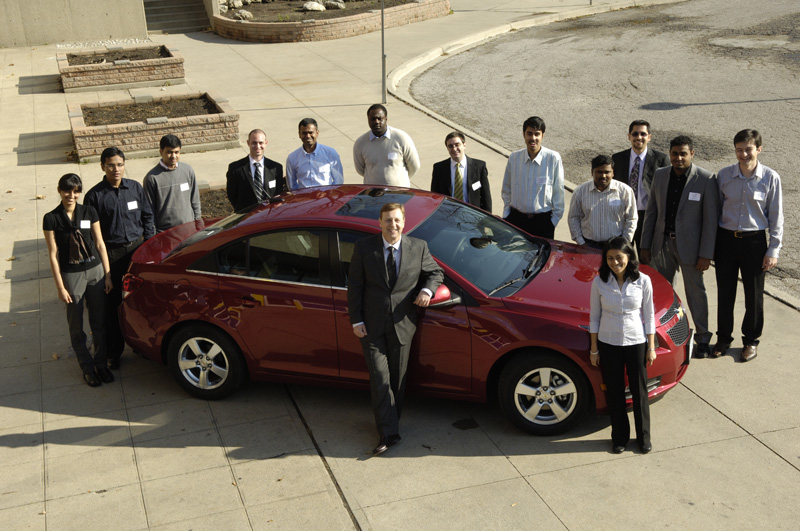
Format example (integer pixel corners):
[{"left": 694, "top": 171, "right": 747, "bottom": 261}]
[
  {"left": 640, "top": 136, "right": 718, "bottom": 358},
  {"left": 348, "top": 202, "right": 443, "bottom": 455}
]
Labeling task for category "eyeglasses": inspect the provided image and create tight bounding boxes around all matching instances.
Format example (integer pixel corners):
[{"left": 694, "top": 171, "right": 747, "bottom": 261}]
[{"left": 630, "top": 132, "right": 649, "bottom": 137}]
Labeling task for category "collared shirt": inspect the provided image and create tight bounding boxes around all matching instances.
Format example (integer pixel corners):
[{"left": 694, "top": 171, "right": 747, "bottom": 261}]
[
  {"left": 628, "top": 148, "right": 649, "bottom": 210},
  {"left": 84, "top": 177, "right": 155, "bottom": 244},
  {"left": 286, "top": 143, "right": 344, "bottom": 191},
  {"left": 664, "top": 167, "right": 688, "bottom": 233},
  {"left": 250, "top": 156, "right": 263, "bottom": 185},
  {"left": 568, "top": 179, "right": 637, "bottom": 245},
  {"left": 590, "top": 273, "right": 655, "bottom": 347},
  {"left": 383, "top": 235, "right": 401, "bottom": 275},
  {"left": 718, "top": 162, "right": 783, "bottom": 258},
  {"left": 450, "top": 157, "right": 469, "bottom": 200},
  {"left": 501, "top": 146, "right": 565, "bottom": 226}
]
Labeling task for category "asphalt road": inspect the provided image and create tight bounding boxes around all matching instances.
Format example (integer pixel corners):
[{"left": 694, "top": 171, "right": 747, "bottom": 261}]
[{"left": 410, "top": 0, "right": 799, "bottom": 299}]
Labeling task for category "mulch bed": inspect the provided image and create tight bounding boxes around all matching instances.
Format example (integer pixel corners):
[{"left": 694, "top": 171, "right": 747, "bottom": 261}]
[
  {"left": 223, "top": 0, "right": 415, "bottom": 23},
  {"left": 201, "top": 189, "right": 235, "bottom": 219},
  {"left": 67, "top": 46, "right": 169, "bottom": 66},
  {"left": 83, "top": 95, "right": 219, "bottom": 127}
]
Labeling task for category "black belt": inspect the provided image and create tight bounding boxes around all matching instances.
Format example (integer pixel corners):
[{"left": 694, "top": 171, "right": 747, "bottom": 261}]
[
  {"left": 107, "top": 236, "right": 143, "bottom": 250},
  {"left": 720, "top": 228, "right": 764, "bottom": 239},
  {"left": 665, "top": 231, "right": 677, "bottom": 239},
  {"left": 511, "top": 207, "right": 551, "bottom": 219}
]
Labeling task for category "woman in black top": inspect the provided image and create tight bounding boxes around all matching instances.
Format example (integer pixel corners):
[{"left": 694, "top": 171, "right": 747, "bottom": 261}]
[{"left": 43, "top": 174, "right": 113, "bottom": 387}]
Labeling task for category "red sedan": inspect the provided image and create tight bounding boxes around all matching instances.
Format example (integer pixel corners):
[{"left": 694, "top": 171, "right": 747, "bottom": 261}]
[{"left": 120, "top": 185, "right": 691, "bottom": 435}]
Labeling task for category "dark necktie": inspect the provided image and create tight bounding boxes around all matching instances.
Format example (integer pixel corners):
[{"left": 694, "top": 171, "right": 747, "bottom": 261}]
[
  {"left": 253, "top": 162, "right": 265, "bottom": 201},
  {"left": 629, "top": 157, "right": 640, "bottom": 196},
  {"left": 386, "top": 246, "right": 397, "bottom": 288},
  {"left": 454, "top": 163, "right": 464, "bottom": 200}
]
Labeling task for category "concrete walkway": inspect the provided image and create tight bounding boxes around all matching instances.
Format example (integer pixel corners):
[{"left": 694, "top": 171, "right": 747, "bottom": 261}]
[{"left": 0, "top": 1, "right": 797, "bottom": 529}]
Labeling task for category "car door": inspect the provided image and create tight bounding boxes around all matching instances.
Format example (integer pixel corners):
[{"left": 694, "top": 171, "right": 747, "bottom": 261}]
[
  {"left": 331, "top": 229, "right": 473, "bottom": 394},
  {"left": 215, "top": 229, "right": 339, "bottom": 378}
]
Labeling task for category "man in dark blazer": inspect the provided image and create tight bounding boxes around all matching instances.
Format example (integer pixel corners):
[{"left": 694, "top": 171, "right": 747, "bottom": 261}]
[
  {"left": 431, "top": 131, "right": 492, "bottom": 212},
  {"left": 640, "top": 136, "right": 718, "bottom": 358},
  {"left": 348, "top": 202, "right": 443, "bottom": 455},
  {"left": 226, "top": 129, "right": 285, "bottom": 212},
  {"left": 612, "top": 120, "right": 669, "bottom": 251}
]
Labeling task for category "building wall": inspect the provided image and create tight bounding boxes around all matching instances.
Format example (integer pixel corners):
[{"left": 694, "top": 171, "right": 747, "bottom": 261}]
[{"left": 0, "top": 0, "right": 147, "bottom": 48}]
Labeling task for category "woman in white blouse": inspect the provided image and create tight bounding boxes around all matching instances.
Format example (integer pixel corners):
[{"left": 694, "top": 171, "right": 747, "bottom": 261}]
[{"left": 589, "top": 237, "right": 656, "bottom": 454}]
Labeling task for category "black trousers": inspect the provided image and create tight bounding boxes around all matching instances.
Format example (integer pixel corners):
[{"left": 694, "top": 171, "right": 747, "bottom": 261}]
[
  {"left": 714, "top": 229, "right": 767, "bottom": 346},
  {"left": 361, "top": 315, "right": 411, "bottom": 438},
  {"left": 505, "top": 208, "right": 555, "bottom": 239},
  {"left": 633, "top": 209, "right": 646, "bottom": 253},
  {"left": 105, "top": 236, "right": 144, "bottom": 361},
  {"left": 599, "top": 341, "right": 650, "bottom": 447}
]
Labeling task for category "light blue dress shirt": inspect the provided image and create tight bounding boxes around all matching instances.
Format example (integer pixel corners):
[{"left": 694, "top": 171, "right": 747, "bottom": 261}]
[{"left": 286, "top": 143, "right": 343, "bottom": 191}]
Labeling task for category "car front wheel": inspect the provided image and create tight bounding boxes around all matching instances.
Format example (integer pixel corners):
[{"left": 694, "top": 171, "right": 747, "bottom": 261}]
[
  {"left": 167, "top": 324, "right": 246, "bottom": 400},
  {"left": 498, "top": 353, "right": 590, "bottom": 435}
]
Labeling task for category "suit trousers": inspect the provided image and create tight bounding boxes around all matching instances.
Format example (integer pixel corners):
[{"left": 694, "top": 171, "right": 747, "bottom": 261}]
[
  {"left": 62, "top": 264, "right": 107, "bottom": 374},
  {"left": 505, "top": 208, "right": 555, "bottom": 239},
  {"left": 105, "top": 237, "right": 143, "bottom": 361},
  {"left": 633, "top": 210, "right": 646, "bottom": 253},
  {"left": 599, "top": 341, "right": 650, "bottom": 447},
  {"left": 653, "top": 236, "right": 712, "bottom": 344},
  {"left": 361, "top": 315, "right": 411, "bottom": 437},
  {"left": 714, "top": 229, "right": 767, "bottom": 346}
]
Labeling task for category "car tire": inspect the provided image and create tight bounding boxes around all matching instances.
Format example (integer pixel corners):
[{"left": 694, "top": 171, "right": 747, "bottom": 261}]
[
  {"left": 498, "top": 352, "right": 590, "bottom": 435},
  {"left": 167, "top": 324, "right": 246, "bottom": 400}
]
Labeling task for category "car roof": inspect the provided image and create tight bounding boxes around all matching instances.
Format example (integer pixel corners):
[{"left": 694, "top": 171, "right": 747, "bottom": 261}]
[{"left": 235, "top": 185, "right": 446, "bottom": 231}]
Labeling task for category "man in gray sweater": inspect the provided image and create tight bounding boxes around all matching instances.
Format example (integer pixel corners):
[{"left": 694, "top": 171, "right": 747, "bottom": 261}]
[
  {"left": 143, "top": 134, "right": 201, "bottom": 233},
  {"left": 353, "top": 104, "right": 420, "bottom": 188}
]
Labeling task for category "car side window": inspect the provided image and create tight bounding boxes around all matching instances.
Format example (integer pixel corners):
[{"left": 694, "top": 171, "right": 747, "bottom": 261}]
[
  {"left": 249, "top": 230, "right": 322, "bottom": 285},
  {"left": 335, "top": 230, "right": 369, "bottom": 287},
  {"left": 218, "top": 239, "right": 249, "bottom": 276}
]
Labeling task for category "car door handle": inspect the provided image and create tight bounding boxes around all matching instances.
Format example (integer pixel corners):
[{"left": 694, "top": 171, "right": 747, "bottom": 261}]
[{"left": 237, "top": 295, "right": 259, "bottom": 308}]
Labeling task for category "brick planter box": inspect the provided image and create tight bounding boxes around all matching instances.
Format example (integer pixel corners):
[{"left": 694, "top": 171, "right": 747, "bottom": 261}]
[
  {"left": 214, "top": 0, "right": 450, "bottom": 43},
  {"left": 57, "top": 44, "right": 185, "bottom": 93},
  {"left": 68, "top": 92, "right": 240, "bottom": 162}
]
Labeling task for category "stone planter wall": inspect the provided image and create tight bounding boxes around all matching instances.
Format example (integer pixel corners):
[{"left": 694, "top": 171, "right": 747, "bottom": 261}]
[
  {"left": 57, "top": 44, "right": 185, "bottom": 93},
  {"left": 68, "top": 92, "right": 239, "bottom": 162},
  {"left": 213, "top": 0, "right": 450, "bottom": 43}
]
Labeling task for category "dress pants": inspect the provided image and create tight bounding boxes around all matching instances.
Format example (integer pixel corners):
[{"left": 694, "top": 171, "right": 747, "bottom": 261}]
[
  {"left": 714, "top": 229, "right": 767, "bottom": 346},
  {"left": 599, "top": 341, "right": 650, "bottom": 447},
  {"left": 505, "top": 208, "right": 555, "bottom": 239},
  {"left": 105, "top": 237, "right": 143, "bottom": 362},
  {"left": 361, "top": 314, "right": 411, "bottom": 438},
  {"left": 62, "top": 264, "right": 107, "bottom": 374},
  {"left": 653, "top": 236, "right": 712, "bottom": 344},
  {"left": 633, "top": 210, "right": 646, "bottom": 253}
]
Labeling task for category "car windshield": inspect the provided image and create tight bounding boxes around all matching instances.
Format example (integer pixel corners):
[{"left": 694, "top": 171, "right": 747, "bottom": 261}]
[
  {"left": 409, "top": 199, "right": 548, "bottom": 297},
  {"left": 171, "top": 212, "right": 248, "bottom": 254}
]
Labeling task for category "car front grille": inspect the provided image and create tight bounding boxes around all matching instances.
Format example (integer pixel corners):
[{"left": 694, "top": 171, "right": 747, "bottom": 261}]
[
  {"left": 660, "top": 294, "right": 681, "bottom": 325},
  {"left": 626, "top": 376, "right": 662, "bottom": 399},
  {"left": 667, "top": 312, "right": 691, "bottom": 346}
]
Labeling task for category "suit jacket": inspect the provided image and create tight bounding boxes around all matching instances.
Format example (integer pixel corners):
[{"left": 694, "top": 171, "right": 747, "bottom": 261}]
[
  {"left": 226, "top": 156, "right": 285, "bottom": 212},
  {"left": 430, "top": 156, "right": 492, "bottom": 212},
  {"left": 641, "top": 164, "right": 719, "bottom": 265},
  {"left": 612, "top": 148, "right": 669, "bottom": 209},
  {"left": 347, "top": 234, "right": 443, "bottom": 345}
]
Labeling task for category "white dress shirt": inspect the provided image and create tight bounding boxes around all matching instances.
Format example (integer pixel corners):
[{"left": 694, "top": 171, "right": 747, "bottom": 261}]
[
  {"left": 568, "top": 179, "right": 637, "bottom": 244},
  {"left": 501, "top": 146, "right": 565, "bottom": 226},
  {"left": 590, "top": 273, "right": 655, "bottom": 346},
  {"left": 450, "top": 158, "right": 468, "bottom": 199},
  {"left": 629, "top": 148, "right": 649, "bottom": 210}
]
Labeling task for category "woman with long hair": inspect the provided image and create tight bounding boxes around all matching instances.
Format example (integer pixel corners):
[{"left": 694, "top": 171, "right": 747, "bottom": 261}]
[
  {"left": 43, "top": 174, "right": 113, "bottom": 387},
  {"left": 589, "top": 237, "right": 656, "bottom": 454}
]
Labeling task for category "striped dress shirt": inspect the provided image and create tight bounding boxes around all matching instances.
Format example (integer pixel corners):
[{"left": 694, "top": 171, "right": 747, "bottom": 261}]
[
  {"left": 501, "top": 146, "right": 565, "bottom": 226},
  {"left": 568, "top": 179, "right": 637, "bottom": 245}
]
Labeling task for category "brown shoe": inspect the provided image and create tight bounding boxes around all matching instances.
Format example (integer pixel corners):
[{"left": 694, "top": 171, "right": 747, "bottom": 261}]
[{"left": 741, "top": 344, "right": 758, "bottom": 362}]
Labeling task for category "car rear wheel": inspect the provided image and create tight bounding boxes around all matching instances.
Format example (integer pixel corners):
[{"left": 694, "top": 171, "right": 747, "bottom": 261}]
[
  {"left": 498, "top": 353, "right": 590, "bottom": 435},
  {"left": 168, "top": 325, "right": 246, "bottom": 400}
]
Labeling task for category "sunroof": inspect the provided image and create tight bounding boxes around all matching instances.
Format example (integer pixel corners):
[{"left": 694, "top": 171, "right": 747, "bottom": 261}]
[{"left": 335, "top": 188, "right": 415, "bottom": 220}]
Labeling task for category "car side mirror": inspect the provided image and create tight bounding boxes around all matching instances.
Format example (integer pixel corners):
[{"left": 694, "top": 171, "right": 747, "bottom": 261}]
[{"left": 429, "top": 284, "right": 462, "bottom": 308}]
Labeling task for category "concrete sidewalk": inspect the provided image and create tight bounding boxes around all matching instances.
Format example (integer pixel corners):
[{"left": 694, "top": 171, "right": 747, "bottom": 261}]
[{"left": 0, "top": 0, "right": 798, "bottom": 529}]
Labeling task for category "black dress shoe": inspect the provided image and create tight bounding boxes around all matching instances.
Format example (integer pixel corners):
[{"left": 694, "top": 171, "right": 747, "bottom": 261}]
[
  {"left": 612, "top": 444, "right": 625, "bottom": 454},
  {"left": 96, "top": 367, "right": 115, "bottom": 384},
  {"left": 710, "top": 343, "right": 730, "bottom": 359},
  {"left": 83, "top": 371, "right": 101, "bottom": 387},
  {"left": 372, "top": 434, "right": 402, "bottom": 455},
  {"left": 693, "top": 343, "right": 710, "bottom": 359},
  {"left": 107, "top": 358, "right": 120, "bottom": 370},
  {"left": 640, "top": 442, "right": 652, "bottom": 454}
]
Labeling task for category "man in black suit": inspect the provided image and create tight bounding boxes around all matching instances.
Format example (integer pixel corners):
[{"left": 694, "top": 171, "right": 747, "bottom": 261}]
[
  {"left": 431, "top": 131, "right": 492, "bottom": 212},
  {"left": 226, "top": 129, "right": 285, "bottom": 212},
  {"left": 348, "top": 202, "right": 443, "bottom": 455},
  {"left": 611, "top": 120, "right": 669, "bottom": 251}
]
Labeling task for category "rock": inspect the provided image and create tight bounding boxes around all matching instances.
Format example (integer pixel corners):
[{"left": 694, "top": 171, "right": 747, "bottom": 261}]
[
  {"left": 303, "top": 2, "right": 326, "bottom": 12},
  {"left": 241, "top": 0, "right": 251, "bottom": 5},
  {"left": 233, "top": 9, "right": 253, "bottom": 20},
  {"left": 324, "top": 0, "right": 345, "bottom": 9},
  {"left": 219, "top": 5, "right": 228, "bottom": 13},
  {"left": 229, "top": 0, "right": 243, "bottom": 8}
]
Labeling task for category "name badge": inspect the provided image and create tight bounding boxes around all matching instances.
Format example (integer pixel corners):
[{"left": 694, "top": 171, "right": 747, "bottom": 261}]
[
  {"left": 688, "top": 192, "right": 701, "bottom": 201},
  {"left": 753, "top": 191, "right": 765, "bottom": 201},
  {"left": 609, "top": 198, "right": 622, "bottom": 207},
  {"left": 388, "top": 152, "right": 399, "bottom": 161},
  {"left": 127, "top": 201, "right": 138, "bottom": 210},
  {"left": 268, "top": 180, "right": 276, "bottom": 189},
  {"left": 80, "top": 220, "right": 90, "bottom": 229},
  {"left": 180, "top": 182, "right": 190, "bottom": 192},
  {"left": 471, "top": 181, "right": 481, "bottom": 191}
]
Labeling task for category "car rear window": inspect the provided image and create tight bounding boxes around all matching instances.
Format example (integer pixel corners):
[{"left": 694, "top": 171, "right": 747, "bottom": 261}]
[{"left": 335, "top": 188, "right": 414, "bottom": 220}]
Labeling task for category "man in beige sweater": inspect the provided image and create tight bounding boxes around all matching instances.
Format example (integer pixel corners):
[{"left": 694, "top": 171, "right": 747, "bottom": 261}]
[{"left": 353, "top": 104, "right": 420, "bottom": 187}]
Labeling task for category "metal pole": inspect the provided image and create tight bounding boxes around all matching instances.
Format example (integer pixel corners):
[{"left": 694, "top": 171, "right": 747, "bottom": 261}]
[{"left": 381, "top": 0, "right": 386, "bottom": 104}]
